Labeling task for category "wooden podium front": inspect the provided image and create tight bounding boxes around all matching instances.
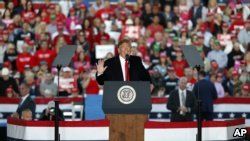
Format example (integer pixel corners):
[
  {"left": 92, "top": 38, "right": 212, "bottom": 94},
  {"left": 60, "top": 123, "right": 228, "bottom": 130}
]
[{"left": 107, "top": 114, "right": 148, "bottom": 141}]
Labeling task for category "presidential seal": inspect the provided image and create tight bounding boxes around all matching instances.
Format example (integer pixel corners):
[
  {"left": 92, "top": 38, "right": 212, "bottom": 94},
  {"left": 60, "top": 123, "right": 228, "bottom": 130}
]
[{"left": 117, "top": 85, "right": 136, "bottom": 104}]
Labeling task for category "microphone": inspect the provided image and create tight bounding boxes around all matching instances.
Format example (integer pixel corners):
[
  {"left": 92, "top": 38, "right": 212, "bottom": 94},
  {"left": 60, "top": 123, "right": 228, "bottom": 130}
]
[
  {"left": 125, "top": 54, "right": 130, "bottom": 68},
  {"left": 125, "top": 54, "right": 130, "bottom": 61}
]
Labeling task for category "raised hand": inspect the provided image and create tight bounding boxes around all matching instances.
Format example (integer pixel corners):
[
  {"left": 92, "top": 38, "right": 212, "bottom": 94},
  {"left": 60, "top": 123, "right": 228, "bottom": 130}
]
[{"left": 96, "top": 59, "right": 107, "bottom": 75}]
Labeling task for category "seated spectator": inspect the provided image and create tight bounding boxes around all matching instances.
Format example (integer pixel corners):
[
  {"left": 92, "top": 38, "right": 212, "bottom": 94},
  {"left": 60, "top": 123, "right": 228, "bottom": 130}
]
[
  {"left": 167, "top": 77, "right": 197, "bottom": 122},
  {"left": 40, "top": 73, "right": 57, "bottom": 98},
  {"left": 39, "top": 101, "right": 64, "bottom": 121},
  {"left": 14, "top": 82, "right": 36, "bottom": 119},
  {"left": 21, "top": 109, "right": 32, "bottom": 121},
  {"left": 0, "top": 67, "right": 19, "bottom": 96}
]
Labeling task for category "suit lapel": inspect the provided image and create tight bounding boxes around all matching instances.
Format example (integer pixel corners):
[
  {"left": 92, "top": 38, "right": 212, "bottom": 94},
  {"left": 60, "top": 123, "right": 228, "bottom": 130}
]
[{"left": 115, "top": 56, "right": 124, "bottom": 81}]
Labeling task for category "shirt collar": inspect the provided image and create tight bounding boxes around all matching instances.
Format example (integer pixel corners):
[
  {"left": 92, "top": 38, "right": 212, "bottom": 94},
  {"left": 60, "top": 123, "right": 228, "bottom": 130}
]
[
  {"left": 119, "top": 55, "right": 126, "bottom": 62},
  {"left": 21, "top": 94, "right": 29, "bottom": 101}
]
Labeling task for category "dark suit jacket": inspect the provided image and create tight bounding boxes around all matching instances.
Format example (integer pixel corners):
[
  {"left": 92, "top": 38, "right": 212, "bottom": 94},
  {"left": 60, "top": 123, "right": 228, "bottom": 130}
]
[
  {"left": 167, "top": 89, "right": 197, "bottom": 122},
  {"left": 96, "top": 55, "right": 151, "bottom": 85},
  {"left": 16, "top": 95, "right": 36, "bottom": 119},
  {"left": 193, "top": 79, "right": 217, "bottom": 113}
]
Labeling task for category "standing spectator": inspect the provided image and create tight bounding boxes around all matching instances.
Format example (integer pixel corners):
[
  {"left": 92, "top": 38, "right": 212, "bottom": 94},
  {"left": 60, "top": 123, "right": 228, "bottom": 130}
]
[
  {"left": 207, "top": 40, "right": 228, "bottom": 69},
  {"left": 167, "top": 77, "right": 197, "bottom": 122},
  {"left": 240, "top": 83, "right": 250, "bottom": 97},
  {"left": 227, "top": 42, "right": 245, "bottom": 69},
  {"left": 91, "top": 0, "right": 104, "bottom": 11},
  {"left": 184, "top": 68, "right": 196, "bottom": 91},
  {"left": 162, "top": 66, "right": 179, "bottom": 96},
  {"left": 0, "top": 67, "right": 19, "bottom": 96},
  {"left": 238, "top": 20, "right": 250, "bottom": 48},
  {"left": 189, "top": 0, "right": 207, "bottom": 27},
  {"left": 16, "top": 44, "right": 34, "bottom": 73},
  {"left": 172, "top": 49, "right": 189, "bottom": 77},
  {"left": 210, "top": 73, "right": 225, "bottom": 98},
  {"left": 83, "top": 69, "right": 99, "bottom": 95},
  {"left": 65, "top": 8, "right": 80, "bottom": 36},
  {"left": 0, "top": 39, "right": 7, "bottom": 68},
  {"left": 14, "top": 82, "right": 36, "bottom": 119},
  {"left": 153, "top": 52, "right": 168, "bottom": 77},
  {"left": 232, "top": 70, "right": 243, "bottom": 97},
  {"left": 4, "top": 43, "right": 18, "bottom": 70},
  {"left": 40, "top": 73, "right": 58, "bottom": 98},
  {"left": 140, "top": 2, "right": 153, "bottom": 27},
  {"left": 34, "top": 40, "right": 56, "bottom": 67},
  {"left": 147, "top": 15, "right": 164, "bottom": 38},
  {"left": 193, "top": 70, "right": 217, "bottom": 121},
  {"left": 55, "top": 67, "right": 77, "bottom": 96}
]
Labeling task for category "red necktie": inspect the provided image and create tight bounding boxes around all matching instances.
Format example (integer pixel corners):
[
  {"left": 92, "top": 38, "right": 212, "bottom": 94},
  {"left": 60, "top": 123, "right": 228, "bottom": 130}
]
[{"left": 125, "top": 60, "right": 130, "bottom": 81}]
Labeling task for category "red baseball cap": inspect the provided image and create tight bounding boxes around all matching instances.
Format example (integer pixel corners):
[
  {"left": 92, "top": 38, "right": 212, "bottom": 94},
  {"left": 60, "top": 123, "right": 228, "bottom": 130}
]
[
  {"left": 72, "top": 88, "right": 79, "bottom": 93},
  {"left": 78, "top": 66, "right": 85, "bottom": 73},
  {"left": 232, "top": 70, "right": 239, "bottom": 76},
  {"left": 242, "top": 84, "right": 250, "bottom": 92},
  {"left": 160, "top": 52, "right": 167, "bottom": 58},
  {"left": 69, "top": 8, "right": 75, "bottom": 13},
  {"left": 80, "top": 4, "right": 86, "bottom": 9},
  {"left": 222, "top": 23, "right": 228, "bottom": 28},
  {"left": 3, "top": 30, "right": 9, "bottom": 35}
]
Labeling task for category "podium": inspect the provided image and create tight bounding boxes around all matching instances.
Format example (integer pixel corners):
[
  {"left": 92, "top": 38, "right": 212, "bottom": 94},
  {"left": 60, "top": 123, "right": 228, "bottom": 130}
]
[{"left": 103, "top": 81, "right": 152, "bottom": 141}]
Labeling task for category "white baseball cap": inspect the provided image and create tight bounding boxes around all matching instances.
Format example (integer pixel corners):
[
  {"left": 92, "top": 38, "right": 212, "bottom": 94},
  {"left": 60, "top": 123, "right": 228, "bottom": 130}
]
[
  {"left": 62, "top": 67, "right": 72, "bottom": 72},
  {"left": 1, "top": 68, "right": 9, "bottom": 76}
]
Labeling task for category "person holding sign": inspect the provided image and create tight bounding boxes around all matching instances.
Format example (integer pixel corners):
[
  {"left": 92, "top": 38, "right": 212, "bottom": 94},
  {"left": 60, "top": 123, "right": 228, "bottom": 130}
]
[{"left": 96, "top": 39, "right": 151, "bottom": 85}]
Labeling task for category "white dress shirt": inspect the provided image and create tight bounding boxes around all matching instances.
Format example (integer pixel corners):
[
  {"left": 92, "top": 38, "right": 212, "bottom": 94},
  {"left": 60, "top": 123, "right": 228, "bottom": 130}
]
[
  {"left": 119, "top": 55, "right": 126, "bottom": 81},
  {"left": 19, "top": 94, "right": 29, "bottom": 106},
  {"left": 178, "top": 89, "right": 187, "bottom": 107}
]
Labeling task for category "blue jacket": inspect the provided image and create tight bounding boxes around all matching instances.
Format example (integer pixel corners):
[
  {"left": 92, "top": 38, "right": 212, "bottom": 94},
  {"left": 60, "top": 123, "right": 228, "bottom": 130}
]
[{"left": 193, "top": 79, "right": 217, "bottom": 112}]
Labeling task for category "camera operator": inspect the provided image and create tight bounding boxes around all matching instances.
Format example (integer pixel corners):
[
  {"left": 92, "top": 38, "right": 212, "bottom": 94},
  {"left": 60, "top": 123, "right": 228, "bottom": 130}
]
[{"left": 39, "top": 101, "right": 65, "bottom": 121}]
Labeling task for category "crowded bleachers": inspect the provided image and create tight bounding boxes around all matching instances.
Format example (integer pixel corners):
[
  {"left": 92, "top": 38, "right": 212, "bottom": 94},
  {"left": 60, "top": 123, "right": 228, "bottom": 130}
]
[{"left": 0, "top": 0, "right": 249, "bottom": 117}]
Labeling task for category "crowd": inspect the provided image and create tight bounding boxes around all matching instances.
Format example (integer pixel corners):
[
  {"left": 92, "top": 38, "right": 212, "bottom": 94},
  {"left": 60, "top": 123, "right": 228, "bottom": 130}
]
[{"left": 0, "top": 0, "right": 249, "bottom": 102}]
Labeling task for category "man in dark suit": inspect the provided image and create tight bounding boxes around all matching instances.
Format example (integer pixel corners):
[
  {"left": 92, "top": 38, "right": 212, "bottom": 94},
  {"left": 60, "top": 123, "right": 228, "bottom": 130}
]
[
  {"left": 193, "top": 70, "right": 217, "bottom": 121},
  {"left": 96, "top": 39, "right": 151, "bottom": 85},
  {"left": 14, "top": 82, "right": 36, "bottom": 119},
  {"left": 167, "top": 77, "right": 197, "bottom": 122}
]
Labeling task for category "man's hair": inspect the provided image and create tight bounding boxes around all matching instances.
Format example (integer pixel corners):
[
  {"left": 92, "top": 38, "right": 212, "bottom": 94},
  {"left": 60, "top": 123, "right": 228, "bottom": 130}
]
[
  {"left": 198, "top": 70, "right": 206, "bottom": 77},
  {"left": 118, "top": 38, "right": 131, "bottom": 48},
  {"left": 21, "top": 109, "right": 32, "bottom": 117},
  {"left": 20, "top": 81, "right": 30, "bottom": 90}
]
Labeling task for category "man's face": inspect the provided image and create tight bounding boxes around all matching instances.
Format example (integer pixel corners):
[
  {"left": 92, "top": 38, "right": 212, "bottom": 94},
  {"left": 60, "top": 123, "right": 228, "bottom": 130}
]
[
  {"left": 194, "top": 0, "right": 200, "bottom": 6},
  {"left": 118, "top": 42, "right": 131, "bottom": 58},
  {"left": 19, "top": 84, "right": 29, "bottom": 97},
  {"left": 179, "top": 79, "right": 187, "bottom": 90},
  {"left": 22, "top": 112, "right": 32, "bottom": 121}
]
